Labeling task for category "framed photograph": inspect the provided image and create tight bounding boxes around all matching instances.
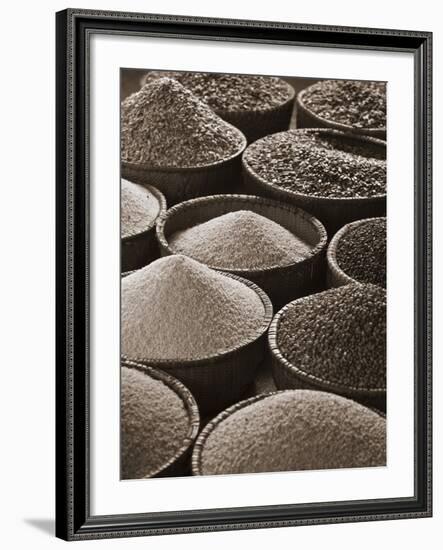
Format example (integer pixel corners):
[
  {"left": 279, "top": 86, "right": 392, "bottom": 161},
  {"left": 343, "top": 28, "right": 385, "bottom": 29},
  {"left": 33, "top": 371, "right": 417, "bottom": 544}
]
[{"left": 55, "top": 9, "right": 432, "bottom": 541}]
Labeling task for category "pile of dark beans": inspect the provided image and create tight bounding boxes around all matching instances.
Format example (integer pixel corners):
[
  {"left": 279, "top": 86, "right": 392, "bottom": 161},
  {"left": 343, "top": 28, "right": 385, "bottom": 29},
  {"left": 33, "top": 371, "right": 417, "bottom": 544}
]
[
  {"left": 336, "top": 218, "right": 386, "bottom": 288},
  {"left": 277, "top": 284, "right": 386, "bottom": 390}
]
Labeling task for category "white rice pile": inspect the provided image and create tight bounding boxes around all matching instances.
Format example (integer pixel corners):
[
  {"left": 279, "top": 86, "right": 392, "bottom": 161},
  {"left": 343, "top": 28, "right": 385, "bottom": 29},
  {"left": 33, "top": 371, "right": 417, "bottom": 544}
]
[
  {"left": 121, "top": 255, "right": 265, "bottom": 361},
  {"left": 121, "top": 179, "right": 160, "bottom": 238},
  {"left": 121, "top": 365, "right": 189, "bottom": 479},
  {"left": 199, "top": 390, "right": 386, "bottom": 475},
  {"left": 169, "top": 210, "right": 312, "bottom": 270}
]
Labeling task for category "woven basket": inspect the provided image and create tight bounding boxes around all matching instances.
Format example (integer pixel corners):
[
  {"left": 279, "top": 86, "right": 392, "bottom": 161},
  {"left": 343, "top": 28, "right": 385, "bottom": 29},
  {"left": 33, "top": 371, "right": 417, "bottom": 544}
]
[
  {"left": 121, "top": 124, "right": 246, "bottom": 207},
  {"left": 216, "top": 86, "right": 295, "bottom": 144},
  {"left": 296, "top": 85, "right": 386, "bottom": 140},
  {"left": 242, "top": 129, "right": 386, "bottom": 236},
  {"left": 121, "top": 359, "right": 200, "bottom": 478},
  {"left": 327, "top": 217, "right": 386, "bottom": 288},
  {"left": 121, "top": 184, "right": 167, "bottom": 272},
  {"left": 121, "top": 272, "right": 273, "bottom": 415},
  {"left": 268, "top": 299, "right": 386, "bottom": 412},
  {"left": 192, "top": 389, "right": 386, "bottom": 475},
  {"left": 156, "top": 194, "right": 327, "bottom": 309}
]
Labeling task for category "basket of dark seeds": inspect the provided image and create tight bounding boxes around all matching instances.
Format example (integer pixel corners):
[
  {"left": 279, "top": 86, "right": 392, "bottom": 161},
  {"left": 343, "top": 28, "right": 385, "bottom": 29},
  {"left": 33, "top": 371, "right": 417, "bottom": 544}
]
[
  {"left": 268, "top": 284, "right": 386, "bottom": 411},
  {"left": 121, "top": 78, "right": 246, "bottom": 206},
  {"left": 156, "top": 193, "right": 327, "bottom": 308},
  {"left": 242, "top": 128, "right": 386, "bottom": 235},
  {"left": 327, "top": 217, "right": 386, "bottom": 288},
  {"left": 142, "top": 71, "right": 295, "bottom": 143},
  {"left": 121, "top": 180, "right": 167, "bottom": 272},
  {"left": 296, "top": 79, "right": 386, "bottom": 139}
]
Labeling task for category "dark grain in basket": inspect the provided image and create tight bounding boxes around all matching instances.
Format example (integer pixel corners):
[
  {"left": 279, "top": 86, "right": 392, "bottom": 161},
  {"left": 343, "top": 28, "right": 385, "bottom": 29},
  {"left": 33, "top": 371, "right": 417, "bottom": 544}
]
[
  {"left": 242, "top": 129, "right": 386, "bottom": 235},
  {"left": 269, "top": 284, "right": 386, "bottom": 411},
  {"left": 327, "top": 217, "right": 386, "bottom": 288},
  {"left": 296, "top": 79, "right": 386, "bottom": 139}
]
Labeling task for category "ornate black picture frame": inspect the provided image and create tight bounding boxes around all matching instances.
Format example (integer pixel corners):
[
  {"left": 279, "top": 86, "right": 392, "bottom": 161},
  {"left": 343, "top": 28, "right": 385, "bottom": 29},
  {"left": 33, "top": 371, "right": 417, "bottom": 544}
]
[{"left": 55, "top": 9, "right": 432, "bottom": 541}]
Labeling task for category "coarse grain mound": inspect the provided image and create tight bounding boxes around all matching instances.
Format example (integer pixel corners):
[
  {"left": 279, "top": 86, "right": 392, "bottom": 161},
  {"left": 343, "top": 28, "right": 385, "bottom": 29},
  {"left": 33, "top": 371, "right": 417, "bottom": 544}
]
[
  {"left": 121, "top": 179, "right": 160, "bottom": 239},
  {"left": 143, "top": 71, "right": 293, "bottom": 112},
  {"left": 200, "top": 390, "right": 386, "bottom": 474},
  {"left": 121, "top": 78, "right": 244, "bottom": 168},
  {"left": 301, "top": 80, "right": 386, "bottom": 129},
  {"left": 121, "top": 255, "right": 265, "bottom": 361},
  {"left": 244, "top": 129, "right": 386, "bottom": 198},
  {"left": 121, "top": 366, "right": 189, "bottom": 479},
  {"left": 277, "top": 284, "right": 386, "bottom": 390},
  {"left": 336, "top": 218, "right": 386, "bottom": 287},
  {"left": 169, "top": 210, "right": 313, "bottom": 270}
]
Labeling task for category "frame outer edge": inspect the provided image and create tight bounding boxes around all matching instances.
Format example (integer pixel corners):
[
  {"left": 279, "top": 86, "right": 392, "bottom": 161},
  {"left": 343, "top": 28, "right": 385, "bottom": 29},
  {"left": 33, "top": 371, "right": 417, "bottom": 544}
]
[{"left": 55, "top": 11, "right": 433, "bottom": 540}]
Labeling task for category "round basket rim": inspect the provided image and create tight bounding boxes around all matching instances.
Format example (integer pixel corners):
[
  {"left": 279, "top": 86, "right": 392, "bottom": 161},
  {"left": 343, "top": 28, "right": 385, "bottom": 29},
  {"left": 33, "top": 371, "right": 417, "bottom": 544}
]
[
  {"left": 121, "top": 183, "right": 167, "bottom": 243},
  {"left": 121, "top": 270, "right": 273, "bottom": 368},
  {"left": 191, "top": 388, "right": 385, "bottom": 476},
  {"left": 327, "top": 216, "right": 387, "bottom": 287},
  {"left": 140, "top": 72, "right": 296, "bottom": 116},
  {"left": 297, "top": 85, "right": 387, "bottom": 135},
  {"left": 156, "top": 193, "right": 328, "bottom": 275},
  {"left": 268, "top": 291, "right": 387, "bottom": 396},
  {"left": 121, "top": 359, "right": 200, "bottom": 479},
  {"left": 242, "top": 128, "right": 387, "bottom": 203},
  {"left": 121, "top": 121, "right": 247, "bottom": 173}
]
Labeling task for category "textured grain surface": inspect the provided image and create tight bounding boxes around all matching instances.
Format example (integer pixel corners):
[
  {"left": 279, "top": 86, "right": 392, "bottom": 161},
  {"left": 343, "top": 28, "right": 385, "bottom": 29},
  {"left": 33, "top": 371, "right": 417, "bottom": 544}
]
[
  {"left": 169, "top": 210, "right": 312, "bottom": 270},
  {"left": 121, "top": 179, "right": 160, "bottom": 238},
  {"left": 121, "top": 255, "right": 265, "bottom": 361},
  {"left": 121, "top": 78, "right": 243, "bottom": 167},
  {"left": 277, "top": 284, "right": 386, "bottom": 390},
  {"left": 121, "top": 366, "right": 189, "bottom": 479},
  {"left": 336, "top": 218, "right": 386, "bottom": 287},
  {"left": 143, "top": 71, "right": 293, "bottom": 112},
  {"left": 200, "top": 390, "right": 386, "bottom": 474},
  {"left": 244, "top": 130, "right": 386, "bottom": 198},
  {"left": 301, "top": 80, "right": 386, "bottom": 129}
]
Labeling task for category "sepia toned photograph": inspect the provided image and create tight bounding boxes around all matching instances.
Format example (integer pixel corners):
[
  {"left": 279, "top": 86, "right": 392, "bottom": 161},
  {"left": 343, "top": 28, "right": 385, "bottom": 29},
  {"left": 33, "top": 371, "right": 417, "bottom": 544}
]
[{"left": 119, "top": 69, "right": 387, "bottom": 481}]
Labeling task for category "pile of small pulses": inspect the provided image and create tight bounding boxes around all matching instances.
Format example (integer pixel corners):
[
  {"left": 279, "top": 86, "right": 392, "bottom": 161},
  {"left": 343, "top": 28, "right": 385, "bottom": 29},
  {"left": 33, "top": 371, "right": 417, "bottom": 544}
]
[{"left": 120, "top": 72, "right": 387, "bottom": 479}]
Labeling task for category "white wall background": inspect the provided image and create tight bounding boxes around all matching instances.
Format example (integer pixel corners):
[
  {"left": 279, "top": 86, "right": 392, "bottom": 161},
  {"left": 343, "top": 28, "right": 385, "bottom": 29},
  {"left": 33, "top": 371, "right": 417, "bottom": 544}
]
[{"left": 0, "top": 0, "right": 440, "bottom": 548}]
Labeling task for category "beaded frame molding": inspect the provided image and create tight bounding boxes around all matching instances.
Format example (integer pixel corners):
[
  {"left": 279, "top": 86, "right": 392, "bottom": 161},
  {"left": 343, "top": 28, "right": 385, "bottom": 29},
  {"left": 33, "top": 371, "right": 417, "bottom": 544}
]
[{"left": 55, "top": 9, "right": 432, "bottom": 541}]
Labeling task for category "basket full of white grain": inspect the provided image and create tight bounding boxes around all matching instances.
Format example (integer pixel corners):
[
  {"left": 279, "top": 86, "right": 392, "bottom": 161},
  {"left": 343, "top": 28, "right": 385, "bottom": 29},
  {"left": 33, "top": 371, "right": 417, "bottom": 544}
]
[
  {"left": 268, "top": 284, "right": 387, "bottom": 411},
  {"left": 192, "top": 389, "right": 386, "bottom": 476},
  {"left": 242, "top": 128, "right": 386, "bottom": 236},
  {"left": 121, "top": 255, "right": 273, "bottom": 414},
  {"left": 156, "top": 194, "right": 327, "bottom": 308},
  {"left": 121, "top": 360, "right": 200, "bottom": 479},
  {"left": 121, "top": 179, "right": 166, "bottom": 271},
  {"left": 121, "top": 78, "right": 246, "bottom": 206},
  {"left": 142, "top": 71, "right": 296, "bottom": 144},
  {"left": 296, "top": 79, "right": 386, "bottom": 140}
]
